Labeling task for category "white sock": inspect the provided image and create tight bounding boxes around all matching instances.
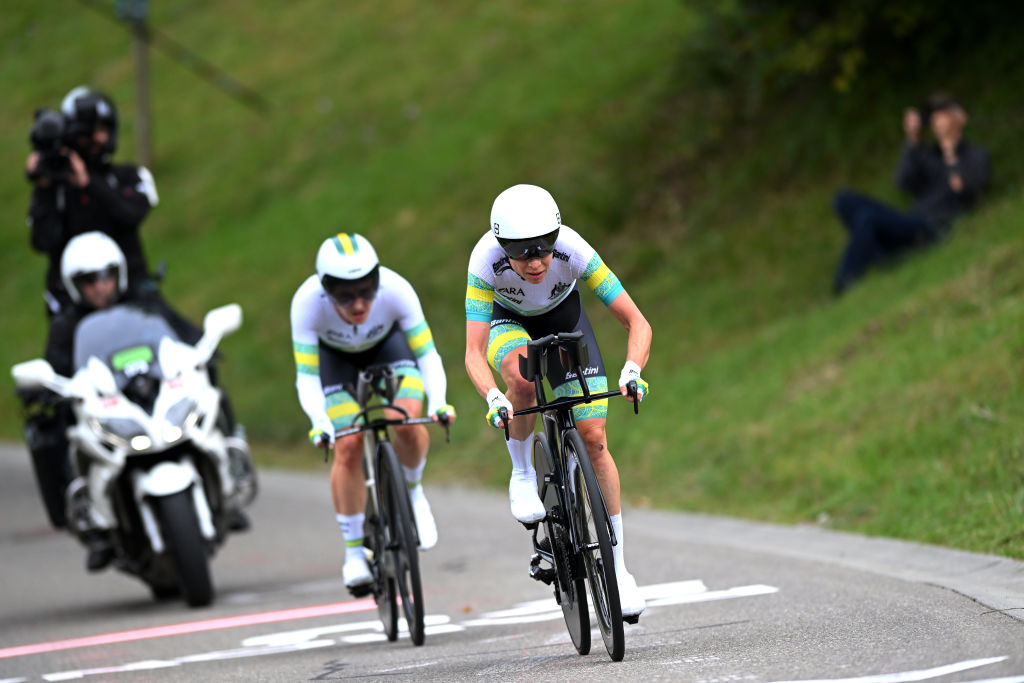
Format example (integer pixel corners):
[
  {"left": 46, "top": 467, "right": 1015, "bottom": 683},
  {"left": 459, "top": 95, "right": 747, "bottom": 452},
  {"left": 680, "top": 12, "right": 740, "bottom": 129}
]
[
  {"left": 610, "top": 512, "right": 626, "bottom": 572},
  {"left": 402, "top": 460, "right": 426, "bottom": 489},
  {"left": 337, "top": 513, "right": 365, "bottom": 561},
  {"left": 507, "top": 437, "right": 534, "bottom": 476}
]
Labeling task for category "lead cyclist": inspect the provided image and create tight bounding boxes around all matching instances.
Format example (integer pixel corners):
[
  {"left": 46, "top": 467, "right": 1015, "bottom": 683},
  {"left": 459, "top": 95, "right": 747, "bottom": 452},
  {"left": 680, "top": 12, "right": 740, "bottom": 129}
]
[
  {"left": 291, "top": 232, "right": 456, "bottom": 591},
  {"left": 464, "top": 184, "right": 652, "bottom": 618}
]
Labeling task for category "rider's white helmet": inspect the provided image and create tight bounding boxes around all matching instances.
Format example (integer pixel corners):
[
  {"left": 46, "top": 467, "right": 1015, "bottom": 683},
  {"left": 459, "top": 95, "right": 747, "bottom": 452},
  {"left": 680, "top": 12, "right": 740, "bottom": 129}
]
[
  {"left": 490, "top": 184, "right": 561, "bottom": 260},
  {"left": 60, "top": 231, "right": 128, "bottom": 304},
  {"left": 316, "top": 233, "right": 381, "bottom": 304}
]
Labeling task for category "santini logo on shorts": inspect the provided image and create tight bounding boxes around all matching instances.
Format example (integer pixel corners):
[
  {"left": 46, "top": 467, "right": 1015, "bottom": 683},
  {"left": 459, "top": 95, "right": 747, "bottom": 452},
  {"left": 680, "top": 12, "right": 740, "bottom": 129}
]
[{"left": 565, "top": 366, "right": 599, "bottom": 380}]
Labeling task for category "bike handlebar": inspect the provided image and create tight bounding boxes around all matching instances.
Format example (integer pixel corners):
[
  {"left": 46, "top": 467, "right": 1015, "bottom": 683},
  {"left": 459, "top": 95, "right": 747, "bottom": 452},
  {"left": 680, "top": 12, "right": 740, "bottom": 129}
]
[
  {"left": 317, "top": 403, "right": 451, "bottom": 461},
  {"left": 498, "top": 382, "right": 639, "bottom": 441}
]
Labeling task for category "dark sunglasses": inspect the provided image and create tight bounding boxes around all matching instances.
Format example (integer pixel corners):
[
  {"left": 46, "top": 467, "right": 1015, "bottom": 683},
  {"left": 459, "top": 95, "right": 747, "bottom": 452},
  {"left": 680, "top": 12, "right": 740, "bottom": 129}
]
[
  {"left": 322, "top": 267, "right": 380, "bottom": 308},
  {"left": 72, "top": 265, "right": 118, "bottom": 288},
  {"left": 497, "top": 229, "right": 560, "bottom": 261},
  {"left": 328, "top": 285, "right": 378, "bottom": 308}
]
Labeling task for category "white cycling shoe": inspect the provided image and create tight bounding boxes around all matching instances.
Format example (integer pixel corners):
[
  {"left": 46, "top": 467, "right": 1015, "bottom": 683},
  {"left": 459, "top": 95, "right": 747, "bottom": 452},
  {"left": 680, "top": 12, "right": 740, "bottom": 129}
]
[
  {"left": 509, "top": 471, "right": 546, "bottom": 524},
  {"left": 408, "top": 484, "right": 438, "bottom": 550},
  {"left": 617, "top": 569, "right": 646, "bottom": 618},
  {"left": 342, "top": 555, "right": 372, "bottom": 589}
]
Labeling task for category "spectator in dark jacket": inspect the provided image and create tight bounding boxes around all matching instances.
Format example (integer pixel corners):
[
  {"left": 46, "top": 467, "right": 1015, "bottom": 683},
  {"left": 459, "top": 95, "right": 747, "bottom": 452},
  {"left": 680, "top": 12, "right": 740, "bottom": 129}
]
[{"left": 831, "top": 92, "right": 990, "bottom": 295}]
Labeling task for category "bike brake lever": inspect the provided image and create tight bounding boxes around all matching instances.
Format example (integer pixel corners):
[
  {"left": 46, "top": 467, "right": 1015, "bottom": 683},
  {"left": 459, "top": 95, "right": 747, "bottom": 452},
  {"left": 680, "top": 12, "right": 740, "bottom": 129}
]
[
  {"left": 627, "top": 380, "right": 640, "bottom": 415},
  {"left": 499, "top": 407, "right": 510, "bottom": 441}
]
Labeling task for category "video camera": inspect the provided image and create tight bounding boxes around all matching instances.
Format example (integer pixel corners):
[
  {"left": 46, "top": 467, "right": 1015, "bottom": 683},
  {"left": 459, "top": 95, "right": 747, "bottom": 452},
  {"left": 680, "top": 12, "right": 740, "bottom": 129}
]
[{"left": 28, "top": 108, "right": 73, "bottom": 182}]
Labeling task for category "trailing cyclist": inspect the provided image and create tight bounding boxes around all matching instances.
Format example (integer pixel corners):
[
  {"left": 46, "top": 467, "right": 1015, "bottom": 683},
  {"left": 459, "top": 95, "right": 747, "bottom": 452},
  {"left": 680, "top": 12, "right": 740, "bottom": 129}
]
[
  {"left": 291, "top": 232, "right": 456, "bottom": 591},
  {"left": 463, "top": 183, "right": 652, "bottom": 618}
]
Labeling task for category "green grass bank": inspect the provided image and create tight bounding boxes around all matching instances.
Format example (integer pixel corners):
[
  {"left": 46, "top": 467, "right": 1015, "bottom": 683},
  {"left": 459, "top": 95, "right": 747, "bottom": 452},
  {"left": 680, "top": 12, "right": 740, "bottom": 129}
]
[{"left": 2, "top": 3, "right": 1022, "bottom": 559}]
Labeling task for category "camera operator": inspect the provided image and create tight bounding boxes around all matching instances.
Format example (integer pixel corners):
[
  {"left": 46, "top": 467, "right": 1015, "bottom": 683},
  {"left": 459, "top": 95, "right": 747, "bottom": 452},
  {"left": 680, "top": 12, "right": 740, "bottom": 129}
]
[{"left": 26, "top": 85, "right": 161, "bottom": 316}]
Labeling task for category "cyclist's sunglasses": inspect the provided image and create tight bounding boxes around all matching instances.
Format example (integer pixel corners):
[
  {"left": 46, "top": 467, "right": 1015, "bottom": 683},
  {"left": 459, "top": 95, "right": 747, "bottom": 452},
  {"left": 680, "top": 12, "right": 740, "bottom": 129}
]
[
  {"left": 72, "top": 265, "right": 118, "bottom": 288},
  {"left": 497, "top": 229, "right": 560, "bottom": 261},
  {"left": 322, "top": 266, "right": 380, "bottom": 308}
]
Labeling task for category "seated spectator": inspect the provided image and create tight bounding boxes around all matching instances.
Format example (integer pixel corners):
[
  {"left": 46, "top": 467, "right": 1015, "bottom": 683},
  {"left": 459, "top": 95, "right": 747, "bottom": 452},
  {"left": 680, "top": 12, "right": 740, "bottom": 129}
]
[{"left": 831, "top": 92, "right": 990, "bottom": 295}]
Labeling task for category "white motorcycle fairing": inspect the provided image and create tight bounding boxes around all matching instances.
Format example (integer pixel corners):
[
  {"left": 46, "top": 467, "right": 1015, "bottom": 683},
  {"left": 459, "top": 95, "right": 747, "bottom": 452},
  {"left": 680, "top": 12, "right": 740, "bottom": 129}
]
[{"left": 11, "top": 303, "right": 248, "bottom": 607}]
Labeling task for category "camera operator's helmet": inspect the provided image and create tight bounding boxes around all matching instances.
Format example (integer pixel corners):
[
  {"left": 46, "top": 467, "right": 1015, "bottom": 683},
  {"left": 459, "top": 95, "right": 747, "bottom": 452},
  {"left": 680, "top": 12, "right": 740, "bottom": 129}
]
[
  {"left": 61, "top": 232, "right": 128, "bottom": 305},
  {"left": 490, "top": 184, "right": 561, "bottom": 260},
  {"left": 316, "top": 233, "right": 381, "bottom": 306},
  {"left": 61, "top": 86, "right": 118, "bottom": 161}
]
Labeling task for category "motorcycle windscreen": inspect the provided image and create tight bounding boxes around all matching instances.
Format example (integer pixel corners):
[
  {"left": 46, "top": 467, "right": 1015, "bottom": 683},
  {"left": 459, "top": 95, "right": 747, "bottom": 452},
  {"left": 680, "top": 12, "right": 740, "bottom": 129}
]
[{"left": 73, "top": 304, "right": 181, "bottom": 393}]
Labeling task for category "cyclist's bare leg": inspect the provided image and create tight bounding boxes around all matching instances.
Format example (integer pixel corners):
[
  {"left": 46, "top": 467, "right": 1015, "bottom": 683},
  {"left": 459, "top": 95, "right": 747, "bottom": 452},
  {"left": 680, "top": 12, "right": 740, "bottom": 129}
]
[
  {"left": 499, "top": 348, "right": 546, "bottom": 522},
  {"left": 499, "top": 348, "right": 539, "bottom": 438},
  {"left": 576, "top": 417, "right": 621, "bottom": 516},
  {"left": 330, "top": 433, "right": 367, "bottom": 515},
  {"left": 389, "top": 397, "right": 428, "bottom": 469}
]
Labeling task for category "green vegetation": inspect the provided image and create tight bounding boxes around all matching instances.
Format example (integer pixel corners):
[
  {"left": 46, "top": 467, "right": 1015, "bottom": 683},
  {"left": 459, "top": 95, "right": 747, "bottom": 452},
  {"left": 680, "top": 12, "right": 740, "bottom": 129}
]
[{"left": 2, "top": 3, "right": 1022, "bottom": 558}]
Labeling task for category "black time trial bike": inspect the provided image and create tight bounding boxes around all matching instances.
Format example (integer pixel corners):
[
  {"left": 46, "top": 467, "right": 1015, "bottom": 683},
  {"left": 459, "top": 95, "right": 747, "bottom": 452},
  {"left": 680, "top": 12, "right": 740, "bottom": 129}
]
[
  {"left": 328, "top": 364, "right": 450, "bottom": 646},
  {"left": 498, "top": 331, "right": 639, "bottom": 662}
]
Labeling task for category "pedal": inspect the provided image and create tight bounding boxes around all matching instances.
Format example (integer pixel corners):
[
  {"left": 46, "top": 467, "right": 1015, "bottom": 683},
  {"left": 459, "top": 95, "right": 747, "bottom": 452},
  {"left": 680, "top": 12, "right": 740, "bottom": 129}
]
[
  {"left": 529, "top": 553, "right": 555, "bottom": 585},
  {"left": 529, "top": 564, "right": 555, "bottom": 585},
  {"left": 623, "top": 614, "right": 640, "bottom": 625},
  {"left": 519, "top": 520, "right": 539, "bottom": 531},
  {"left": 347, "top": 582, "right": 374, "bottom": 598}
]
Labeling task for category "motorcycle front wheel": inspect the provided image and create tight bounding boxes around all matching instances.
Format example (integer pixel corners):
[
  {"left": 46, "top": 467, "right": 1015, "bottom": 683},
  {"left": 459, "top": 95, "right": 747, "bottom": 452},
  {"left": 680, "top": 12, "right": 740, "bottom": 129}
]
[{"left": 154, "top": 489, "right": 214, "bottom": 607}]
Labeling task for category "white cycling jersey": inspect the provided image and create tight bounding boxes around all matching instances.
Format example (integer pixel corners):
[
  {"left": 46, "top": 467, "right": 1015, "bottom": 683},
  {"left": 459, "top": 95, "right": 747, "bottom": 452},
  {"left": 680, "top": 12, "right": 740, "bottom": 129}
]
[
  {"left": 290, "top": 267, "right": 448, "bottom": 428},
  {"left": 465, "top": 225, "right": 624, "bottom": 321}
]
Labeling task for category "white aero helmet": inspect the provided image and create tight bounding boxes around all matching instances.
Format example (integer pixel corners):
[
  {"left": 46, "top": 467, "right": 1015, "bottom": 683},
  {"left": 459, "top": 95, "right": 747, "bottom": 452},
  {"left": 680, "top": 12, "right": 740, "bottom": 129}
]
[
  {"left": 316, "top": 232, "right": 381, "bottom": 306},
  {"left": 60, "top": 231, "right": 128, "bottom": 304},
  {"left": 490, "top": 184, "right": 561, "bottom": 260}
]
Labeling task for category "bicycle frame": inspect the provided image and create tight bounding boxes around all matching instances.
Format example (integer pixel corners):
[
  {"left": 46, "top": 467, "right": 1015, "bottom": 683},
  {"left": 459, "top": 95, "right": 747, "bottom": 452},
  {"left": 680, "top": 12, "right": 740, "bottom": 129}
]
[{"left": 509, "top": 332, "right": 627, "bottom": 554}]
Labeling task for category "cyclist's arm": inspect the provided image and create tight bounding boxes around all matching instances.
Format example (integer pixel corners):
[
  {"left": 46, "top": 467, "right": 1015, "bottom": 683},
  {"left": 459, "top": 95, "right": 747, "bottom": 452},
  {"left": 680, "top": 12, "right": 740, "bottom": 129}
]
[
  {"left": 607, "top": 290, "right": 651, "bottom": 370},
  {"left": 464, "top": 268, "right": 500, "bottom": 399},
  {"left": 404, "top": 321, "right": 448, "bottom": 414},
  {"left": 390, "top": 271, "right": 450, "bottom": 415},
  {"left": 465, "top": 320, "right": 498, "bottom": 399},
  {"left": 290, "top": 281, "right": 334, "bottom": 436}
]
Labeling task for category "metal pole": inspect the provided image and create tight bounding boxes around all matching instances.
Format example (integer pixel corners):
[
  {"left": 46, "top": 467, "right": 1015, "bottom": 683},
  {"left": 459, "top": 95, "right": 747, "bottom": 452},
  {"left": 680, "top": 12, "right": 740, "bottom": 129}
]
[{"left": 132, "top": 18, "right": 152, "bottom": 166}]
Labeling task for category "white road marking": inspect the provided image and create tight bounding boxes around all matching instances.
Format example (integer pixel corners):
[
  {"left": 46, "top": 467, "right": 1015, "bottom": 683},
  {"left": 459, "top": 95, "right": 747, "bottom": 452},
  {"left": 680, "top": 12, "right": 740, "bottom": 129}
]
[
  {"left": 463, "top": 579, "right": 777, "bottom": 628},
  {"left": 768, "top": 656, "right": 1009, "bottom": 683}
]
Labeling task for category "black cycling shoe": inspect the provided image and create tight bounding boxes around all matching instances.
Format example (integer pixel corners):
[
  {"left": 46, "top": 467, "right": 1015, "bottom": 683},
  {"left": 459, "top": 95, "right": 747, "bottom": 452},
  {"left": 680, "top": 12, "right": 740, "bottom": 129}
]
[
  {"left": 84, "top": 533, "right": 114, "bottom": 572},
  {"left": 227, "top": 509, "right": 251, "bottom": 532}
]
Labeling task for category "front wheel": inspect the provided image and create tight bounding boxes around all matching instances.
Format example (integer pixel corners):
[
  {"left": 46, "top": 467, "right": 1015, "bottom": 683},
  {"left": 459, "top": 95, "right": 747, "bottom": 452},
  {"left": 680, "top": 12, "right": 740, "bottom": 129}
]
[
  {"left": 377, "top": 442, "right": 425, "bottom": 645},
  {"left": 153, "top": 489, "right": 214, "bottom": 607},
  {"left": 564, "top": 430, "right": 624, "bottom": 661}
]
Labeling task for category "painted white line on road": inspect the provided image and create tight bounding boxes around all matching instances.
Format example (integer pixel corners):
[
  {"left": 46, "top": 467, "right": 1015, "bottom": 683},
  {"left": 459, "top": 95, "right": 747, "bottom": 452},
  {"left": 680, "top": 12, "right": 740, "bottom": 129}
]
[
  {"left": 463, "top": 579, "right": 775, "bottom": 628},
  {"left": 768, "top": 656, "right": 1009, "bottom": 683},
  {"left": 40, "top": 641, "right": 335, "bottom": 680},
  {"left": 24, "top": 577, "right": 779, "bottom": 680}
]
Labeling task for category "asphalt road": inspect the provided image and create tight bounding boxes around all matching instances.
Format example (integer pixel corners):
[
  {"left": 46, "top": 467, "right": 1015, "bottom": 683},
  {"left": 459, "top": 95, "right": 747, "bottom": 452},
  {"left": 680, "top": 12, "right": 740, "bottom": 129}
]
[{"left": 1, "top": 442, "right": 1022, "bottom": 682}]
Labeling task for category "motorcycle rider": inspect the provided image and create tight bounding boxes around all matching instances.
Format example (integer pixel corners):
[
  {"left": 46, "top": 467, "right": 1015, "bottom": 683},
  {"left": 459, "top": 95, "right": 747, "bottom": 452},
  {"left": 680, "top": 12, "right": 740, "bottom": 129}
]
[
  {"left": 290, "top": 232, "right": 456, "bottom": 591},
  {"left": 38, "top": 232, "right": 254, "bottom": 570}
]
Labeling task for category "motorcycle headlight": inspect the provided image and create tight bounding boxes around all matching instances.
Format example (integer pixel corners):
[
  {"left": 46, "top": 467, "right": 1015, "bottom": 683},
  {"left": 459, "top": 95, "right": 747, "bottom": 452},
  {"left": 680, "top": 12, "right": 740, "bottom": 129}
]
[
  {"left": 164, "top": 398, "right": 198, "bottom": 443},
  {"left": 89, "top": 416, "right": 149, "bottom": 451}
]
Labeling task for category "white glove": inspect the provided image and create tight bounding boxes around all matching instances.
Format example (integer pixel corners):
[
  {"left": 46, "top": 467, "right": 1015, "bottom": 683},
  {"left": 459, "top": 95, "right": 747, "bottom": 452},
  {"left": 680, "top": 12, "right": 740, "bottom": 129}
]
[
  {"left": 308, "top": 418, "right": 335, "bottom": 448},
  {"left": 618, "top": 360, "right": 649, "bottom": 402},
  {"left": 485, "top": 388, "right": 514, "bottom": 429}
]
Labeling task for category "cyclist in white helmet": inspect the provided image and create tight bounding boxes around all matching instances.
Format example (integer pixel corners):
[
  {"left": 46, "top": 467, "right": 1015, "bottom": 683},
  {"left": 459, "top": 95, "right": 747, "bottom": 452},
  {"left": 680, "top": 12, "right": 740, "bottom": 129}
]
[
  {"left": 291, "top": 232, "right": 456, "bottom": 591},
  {"left": 464, "top": 184, "right": 652, "bottom": 618}
]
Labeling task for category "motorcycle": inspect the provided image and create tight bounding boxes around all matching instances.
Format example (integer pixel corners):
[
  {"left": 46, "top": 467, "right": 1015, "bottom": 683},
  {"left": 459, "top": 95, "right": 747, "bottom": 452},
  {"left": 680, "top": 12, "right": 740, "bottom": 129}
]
[{"left": 11, "top": 303, "right": 256, "bottom": 607}]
